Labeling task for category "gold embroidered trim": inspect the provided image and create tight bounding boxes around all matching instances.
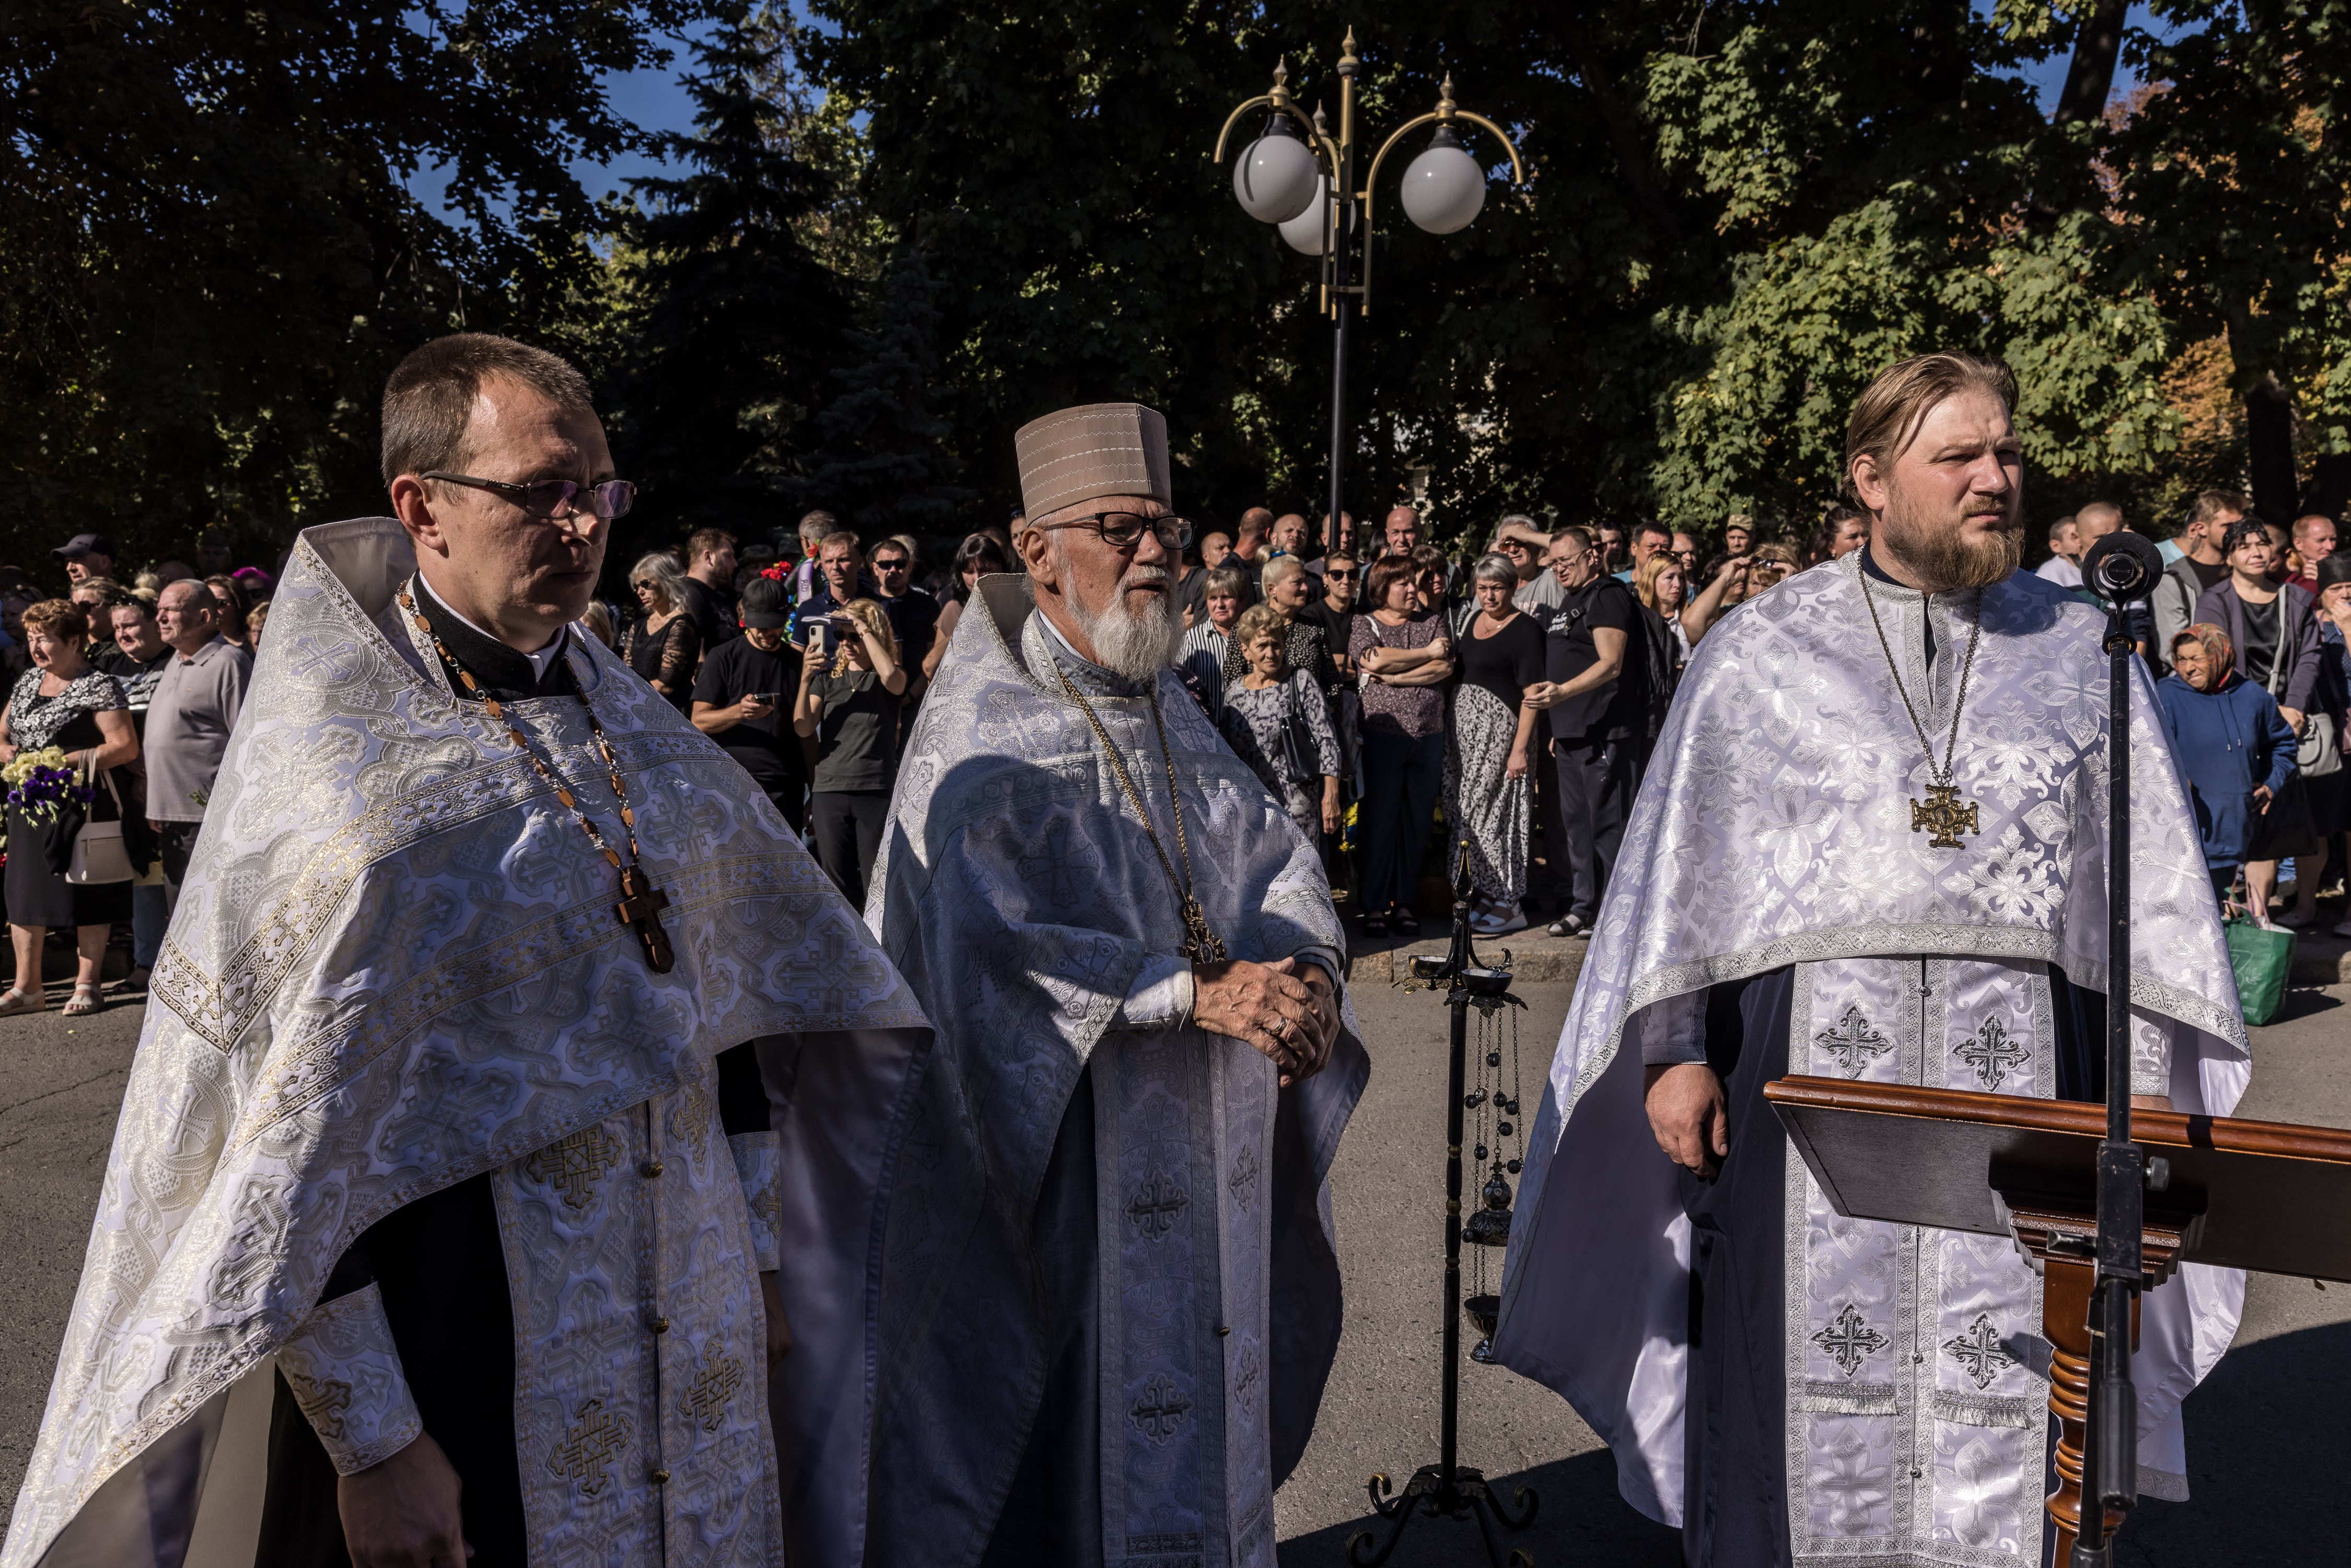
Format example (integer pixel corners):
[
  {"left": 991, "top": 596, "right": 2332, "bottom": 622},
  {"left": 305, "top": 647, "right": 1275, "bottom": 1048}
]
[{"left": 523, "top": 1124, "right": 625, "bottom": 1211}]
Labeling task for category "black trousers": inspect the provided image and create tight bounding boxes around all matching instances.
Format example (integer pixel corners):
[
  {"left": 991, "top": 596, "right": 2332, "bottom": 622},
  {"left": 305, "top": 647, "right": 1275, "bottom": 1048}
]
[
  {"left": 810, "top": 789, "right": 890, "bottom": 911},
  {"left": 1551, "top": 734, "right": 1641, "bottom": 921}
]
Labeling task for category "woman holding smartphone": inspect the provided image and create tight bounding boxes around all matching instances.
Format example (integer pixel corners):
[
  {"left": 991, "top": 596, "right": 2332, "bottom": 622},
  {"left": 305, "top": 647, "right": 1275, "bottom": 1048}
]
[{"left": 793, "top": 597, "right": 906, "bottom": 909}]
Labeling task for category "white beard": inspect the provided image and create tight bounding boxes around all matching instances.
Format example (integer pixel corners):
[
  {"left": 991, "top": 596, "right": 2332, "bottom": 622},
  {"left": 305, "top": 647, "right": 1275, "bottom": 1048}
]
[{"left": 1066, "top": 576, "right": 1181, "bottom": 683}]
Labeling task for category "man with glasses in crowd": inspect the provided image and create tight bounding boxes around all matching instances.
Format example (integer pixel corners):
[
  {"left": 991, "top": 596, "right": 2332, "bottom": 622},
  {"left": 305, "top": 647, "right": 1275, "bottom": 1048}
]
[
  {"left": 866, "top": 399, "right": 1363, "bottom": 1568},
  {"left": 867, "top": 535, "right": 939, "bottom": 704}
]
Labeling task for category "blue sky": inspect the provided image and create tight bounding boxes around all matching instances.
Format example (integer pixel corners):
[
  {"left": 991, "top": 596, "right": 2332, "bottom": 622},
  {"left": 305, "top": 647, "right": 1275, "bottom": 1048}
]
[{"left": 411, "top": 6, "right": 2179, "bottom": 221}]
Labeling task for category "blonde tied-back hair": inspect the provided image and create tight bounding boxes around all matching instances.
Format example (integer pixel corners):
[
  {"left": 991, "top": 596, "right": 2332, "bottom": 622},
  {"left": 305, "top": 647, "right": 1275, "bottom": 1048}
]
[
  {"left": 830, "top": 598, "right": 899, "bottom": 675},
  {"left": 1843, "top": 351, "right": 2016, "bottom": 506}
]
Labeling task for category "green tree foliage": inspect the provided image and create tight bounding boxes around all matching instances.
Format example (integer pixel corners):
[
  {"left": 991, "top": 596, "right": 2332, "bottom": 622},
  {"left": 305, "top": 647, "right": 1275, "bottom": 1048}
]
[{"left": 0, "top": 0, "right": 711, "bottom": 571}]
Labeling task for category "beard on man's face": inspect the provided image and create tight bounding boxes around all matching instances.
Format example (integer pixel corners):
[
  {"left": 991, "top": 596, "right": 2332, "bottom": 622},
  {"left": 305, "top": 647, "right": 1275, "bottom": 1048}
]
[
  {"left": 1059, "top": 543, "right": 1181, "bottom": 682},
  {"left": 1878, "top": 479, "right": 2022, "bottom": 591}
]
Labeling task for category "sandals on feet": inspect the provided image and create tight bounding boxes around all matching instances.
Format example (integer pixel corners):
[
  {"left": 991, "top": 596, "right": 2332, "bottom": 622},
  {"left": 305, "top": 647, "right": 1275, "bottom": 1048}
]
[
  {"left": 62, "top": 984, "right": 101, "bottom": 1017},
  {"left": 0, "top": 986, "right": 45, "bottom": 1017}
]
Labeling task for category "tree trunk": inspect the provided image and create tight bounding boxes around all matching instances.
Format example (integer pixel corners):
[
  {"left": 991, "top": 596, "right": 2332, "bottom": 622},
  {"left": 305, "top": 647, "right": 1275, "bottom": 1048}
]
[
  {"left": 2054, "top": 0, "right": 2129, "bottom": 126},
  {"left": 2302, "top": 454, "right": 2351, "bottom": 524},
  {"left": 2245, "top": 373, "right": 2299, "bottom": 527}
]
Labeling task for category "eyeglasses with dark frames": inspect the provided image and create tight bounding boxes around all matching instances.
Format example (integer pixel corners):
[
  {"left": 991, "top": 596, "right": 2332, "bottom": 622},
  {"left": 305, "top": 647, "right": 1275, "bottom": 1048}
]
[
  {"left": 1030, "top": 512, "right": 1193, "bottom": 551},
  {"left": 424, "top": 471, "right": 636, "bottom": 522}
]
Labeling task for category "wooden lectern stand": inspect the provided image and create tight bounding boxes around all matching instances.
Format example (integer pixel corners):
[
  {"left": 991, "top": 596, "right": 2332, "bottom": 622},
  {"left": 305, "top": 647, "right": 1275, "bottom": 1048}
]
[{"left": 1765, "top": 1075, "right": 2351, "bottom": 1560}]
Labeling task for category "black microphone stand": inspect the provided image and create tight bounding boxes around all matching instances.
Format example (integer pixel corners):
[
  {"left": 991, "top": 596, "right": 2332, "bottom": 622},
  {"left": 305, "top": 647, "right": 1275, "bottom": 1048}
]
[
  {"left": 2072, "top": 536, "right": 2168, "bottom": 1565},
  {"left": 1347, "top": 854, "right": 1539, "bottom": 1566}
]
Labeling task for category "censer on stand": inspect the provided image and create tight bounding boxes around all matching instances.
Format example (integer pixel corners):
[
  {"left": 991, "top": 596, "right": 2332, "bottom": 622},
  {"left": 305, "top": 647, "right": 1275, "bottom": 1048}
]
[
  {"left": 1460, "top": 989, "right": 1527, "bottom": 1363},
  {"left": 1346, "top": 850, "right": 1538, "bottom": 1567}
]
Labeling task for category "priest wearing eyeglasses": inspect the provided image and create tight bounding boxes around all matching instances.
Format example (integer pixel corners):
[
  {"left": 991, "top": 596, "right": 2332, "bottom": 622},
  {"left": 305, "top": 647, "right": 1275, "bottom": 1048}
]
[
  {"left": 865, "top": 402, "right": 1367, "bottom": 1568},
  {"left": 5, "top": 334, "right": 932, "bottom": 1568}
]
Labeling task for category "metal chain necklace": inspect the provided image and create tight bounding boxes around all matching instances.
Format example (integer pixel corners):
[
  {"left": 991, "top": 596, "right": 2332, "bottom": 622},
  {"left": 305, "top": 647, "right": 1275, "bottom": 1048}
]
[
  {"left": 397, "top": 585, "right": 675, "bottom": 971},
  {"left": 1854, "top": 551, "right": 1984, "bottom": 850},
  {"left": 1054, "top": 666, "right": 1227, "bottom": 964}
]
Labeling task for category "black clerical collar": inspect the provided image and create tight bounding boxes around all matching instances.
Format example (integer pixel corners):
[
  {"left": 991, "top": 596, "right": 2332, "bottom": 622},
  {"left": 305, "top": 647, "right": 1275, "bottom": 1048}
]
[
  {"left": 412, "top": 576, "right": 574, "bottom": 703},
  {"left": 1856, "top": 544, "right": 1941, "bottom": 669},
  {"left": 1859, "top": 542, "right": 1906, "bottom": 588}
]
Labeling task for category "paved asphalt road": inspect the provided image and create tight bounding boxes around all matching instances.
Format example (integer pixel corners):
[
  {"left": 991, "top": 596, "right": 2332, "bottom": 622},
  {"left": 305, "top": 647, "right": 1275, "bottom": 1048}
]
[{"left": 1, "top": 979, "right": 2345, "bottom": 1565}]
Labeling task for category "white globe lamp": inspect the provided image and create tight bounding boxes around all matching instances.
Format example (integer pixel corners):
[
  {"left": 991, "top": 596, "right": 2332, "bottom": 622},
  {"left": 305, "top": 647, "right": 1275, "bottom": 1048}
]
[
  {"left": 1399, "top": 126, "right": 1486, "bottom": 235},
  {"left": 1278, "top": 177, "right": 1330, "bottom": 255},
  {"left": 1231, "top": 120, "right": 1320, "bottom": 224}
]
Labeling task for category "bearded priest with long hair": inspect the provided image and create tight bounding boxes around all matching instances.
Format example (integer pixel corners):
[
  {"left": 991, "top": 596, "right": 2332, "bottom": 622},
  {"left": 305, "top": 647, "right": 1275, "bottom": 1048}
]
[{"left": 1494, "top": 353, "right": 2250, "bottom": 1567}]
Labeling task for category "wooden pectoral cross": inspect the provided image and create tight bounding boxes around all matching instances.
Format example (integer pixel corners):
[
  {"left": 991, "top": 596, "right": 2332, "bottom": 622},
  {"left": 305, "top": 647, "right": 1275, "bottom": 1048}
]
[{"left": 614, "top": 865, "right": 675, "bottom": 973}]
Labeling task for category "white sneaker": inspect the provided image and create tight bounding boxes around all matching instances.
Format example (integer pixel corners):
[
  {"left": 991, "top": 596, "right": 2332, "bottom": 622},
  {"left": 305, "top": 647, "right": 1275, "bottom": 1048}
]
[{"left": 1477, "top": 905, "right": 1529, "bottom": 936}]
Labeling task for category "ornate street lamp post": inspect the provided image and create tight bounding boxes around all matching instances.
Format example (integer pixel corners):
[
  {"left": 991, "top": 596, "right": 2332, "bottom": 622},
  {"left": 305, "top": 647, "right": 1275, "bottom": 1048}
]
[{"left": 1214, "top": 29, "right": 1526, "bottom": 538}]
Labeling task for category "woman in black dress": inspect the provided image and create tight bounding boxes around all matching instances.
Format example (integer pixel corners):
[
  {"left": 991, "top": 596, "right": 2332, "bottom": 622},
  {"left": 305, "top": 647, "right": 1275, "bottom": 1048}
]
[
  {"left": 0, "top": 600, "right": 141, "bottom": 1017},
  {"left": 618, "top": 551, "right": 702, "bottom": 710}
]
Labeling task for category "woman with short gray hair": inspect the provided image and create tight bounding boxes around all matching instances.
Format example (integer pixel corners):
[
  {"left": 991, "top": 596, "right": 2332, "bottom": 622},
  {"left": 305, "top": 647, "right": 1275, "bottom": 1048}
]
[
  {"left": 618, "top": 551, "right": 700, "bottom": 708},
  {"left": 1444, "top": 552, "right": 1544, "bottom": 935}
]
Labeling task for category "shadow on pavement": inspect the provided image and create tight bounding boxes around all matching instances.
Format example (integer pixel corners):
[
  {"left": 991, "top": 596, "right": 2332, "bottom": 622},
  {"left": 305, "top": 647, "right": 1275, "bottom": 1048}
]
[
  {"left": 2262, "top": 985, "right": 2344, "bottom": 1026},
  {"left": 1278, "top": 1448, "right": 1679, "bottom": 1567},
  {"left": 2114, "top": 1317, "right": 2351, "bottom": 1565}
]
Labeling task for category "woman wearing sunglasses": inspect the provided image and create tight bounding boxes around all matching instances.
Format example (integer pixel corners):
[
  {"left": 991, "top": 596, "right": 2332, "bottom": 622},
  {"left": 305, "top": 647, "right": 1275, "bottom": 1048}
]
[{"left": 618, "top": 552, "right": 701, "bottom": 710}]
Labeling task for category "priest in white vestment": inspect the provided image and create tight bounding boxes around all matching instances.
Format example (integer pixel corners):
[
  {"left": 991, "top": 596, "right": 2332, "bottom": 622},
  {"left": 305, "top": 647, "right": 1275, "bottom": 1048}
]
[
  {"left": 1494, "top": 352, "right": 2249, "bottom": 1567},
  {"left": 865, "top": 402, "right": 1367, "bottom": 1568},
  {"left": 3, "top": 335, "right": 930, "bottom": 1568}
]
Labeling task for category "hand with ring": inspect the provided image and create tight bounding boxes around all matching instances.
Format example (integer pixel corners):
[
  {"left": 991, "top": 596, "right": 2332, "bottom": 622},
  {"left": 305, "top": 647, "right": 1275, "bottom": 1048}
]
[{"left": 1193, "top": 957, "right": 1339, "bottom": 1085}]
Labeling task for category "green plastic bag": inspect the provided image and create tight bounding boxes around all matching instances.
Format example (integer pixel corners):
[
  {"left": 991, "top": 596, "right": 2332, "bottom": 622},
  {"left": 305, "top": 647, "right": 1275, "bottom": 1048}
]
[{"left": 2223, "top": 916, "right": 2296, "bottom": 1028}]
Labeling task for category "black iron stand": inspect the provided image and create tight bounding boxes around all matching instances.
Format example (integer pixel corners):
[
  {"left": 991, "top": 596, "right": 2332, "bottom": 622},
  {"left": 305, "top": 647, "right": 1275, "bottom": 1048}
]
[
  {"left": 1347, "top": 872, "right": 1540, "bottom": 1567},
  {"left": 2070, "top": 603, "right": 2148, "bottom": 1566}
]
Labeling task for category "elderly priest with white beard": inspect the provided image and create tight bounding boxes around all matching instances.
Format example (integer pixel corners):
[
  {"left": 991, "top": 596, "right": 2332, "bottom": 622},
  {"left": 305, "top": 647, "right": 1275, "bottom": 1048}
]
[
  {"left": 4, "top": 334, "right": 930, "bottom": 1568},
  {"left": 1494, "top": 353, "right": 2250, "bottom": 1568},
  {"left": 865, "top": 402, "right": 1367, "bottom": 1568}
]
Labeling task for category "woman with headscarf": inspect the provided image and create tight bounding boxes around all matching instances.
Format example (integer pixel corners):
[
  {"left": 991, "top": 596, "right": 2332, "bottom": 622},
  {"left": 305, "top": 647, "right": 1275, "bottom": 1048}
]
[{"left": 2156, "top": 622, "right": 2299, "bottom": 904}]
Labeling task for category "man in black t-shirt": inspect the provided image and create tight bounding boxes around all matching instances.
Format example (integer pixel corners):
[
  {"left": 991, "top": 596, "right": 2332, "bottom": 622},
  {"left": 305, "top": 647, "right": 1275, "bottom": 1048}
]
[
  {"left": 678, "top": 525, "right": 740, "bottom": 656},
  {"left": 1524, "top": 524, "right": 1650, "bottom": 937},
  {"left": 691, "top": 575, "right": 809, "bottom": 832},
  {"left": 867, "top": 537, "right": 940, "bottom": 699}
]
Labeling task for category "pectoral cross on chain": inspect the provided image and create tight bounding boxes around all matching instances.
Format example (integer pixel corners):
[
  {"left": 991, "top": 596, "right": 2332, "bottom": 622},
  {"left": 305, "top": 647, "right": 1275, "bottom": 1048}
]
[
  {"left": 1908, "top": 783, "right": 1980, "bottom": 850},
  {"left": 614, "top": 866, "right": 676, "bottom": 973}
]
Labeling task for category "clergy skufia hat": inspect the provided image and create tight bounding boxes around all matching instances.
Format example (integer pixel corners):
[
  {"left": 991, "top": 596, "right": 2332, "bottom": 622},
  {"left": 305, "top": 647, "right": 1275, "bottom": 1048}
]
[{"left": 1014, "top": 402, "right": 1172, "bottom": 524}]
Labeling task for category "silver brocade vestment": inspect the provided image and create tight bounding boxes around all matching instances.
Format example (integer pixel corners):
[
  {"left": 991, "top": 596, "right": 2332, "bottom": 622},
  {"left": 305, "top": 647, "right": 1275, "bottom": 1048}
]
[
  {"left": 864, "top": 576, "right": 1367, "bottom": 1568},
  {"left": 1493, "top": 557, "right": 2250, "bottom": 1565},
  {"left": 3, "top": 518, "right": 931, "bottom": 1568}
]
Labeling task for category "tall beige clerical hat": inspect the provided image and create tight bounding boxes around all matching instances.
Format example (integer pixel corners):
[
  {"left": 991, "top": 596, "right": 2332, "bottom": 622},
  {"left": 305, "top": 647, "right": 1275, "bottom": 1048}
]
[{"left": 1014, "top": 402, "right": 1172, "bottom": 522}]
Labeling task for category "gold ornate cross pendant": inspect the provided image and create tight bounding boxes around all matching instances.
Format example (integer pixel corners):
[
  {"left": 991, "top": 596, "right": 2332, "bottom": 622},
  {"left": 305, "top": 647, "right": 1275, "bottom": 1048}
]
[{"left": 1909, "top": 783, "right": 1980, "bottom": 850}]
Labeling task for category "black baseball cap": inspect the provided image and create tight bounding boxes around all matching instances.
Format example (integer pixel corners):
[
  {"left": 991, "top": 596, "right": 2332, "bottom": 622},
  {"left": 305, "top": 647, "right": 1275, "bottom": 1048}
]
[
  {"left": 54, "top": 533, "right": 113, "bottom": 560},
  {"left": 738, "top": 576, "right": 791, "bottom": 629}
]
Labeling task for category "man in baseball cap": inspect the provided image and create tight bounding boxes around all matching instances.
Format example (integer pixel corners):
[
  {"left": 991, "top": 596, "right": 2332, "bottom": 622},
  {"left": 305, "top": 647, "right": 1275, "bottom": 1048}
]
[{"left": 52, "top": 534, "right": 113, "bottom": 586}]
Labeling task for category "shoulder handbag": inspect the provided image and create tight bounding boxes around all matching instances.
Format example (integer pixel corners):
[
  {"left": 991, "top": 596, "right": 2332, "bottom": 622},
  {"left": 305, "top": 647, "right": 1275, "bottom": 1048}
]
[
  {"left": 66, "top": 758, "right": 135, "bottom": 885},
  {"left": 1278, "top": 679, "right": 1324, "bottom": 786}
]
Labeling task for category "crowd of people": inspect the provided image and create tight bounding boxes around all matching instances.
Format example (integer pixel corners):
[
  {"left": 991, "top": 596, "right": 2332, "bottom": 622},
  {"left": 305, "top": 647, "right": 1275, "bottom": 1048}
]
[
  {"left": 9, "top": 469, "right": 2342, "bottom": 1014},
  {"left": 0, "top": 533, "right": 255, "bottom": 1011}
]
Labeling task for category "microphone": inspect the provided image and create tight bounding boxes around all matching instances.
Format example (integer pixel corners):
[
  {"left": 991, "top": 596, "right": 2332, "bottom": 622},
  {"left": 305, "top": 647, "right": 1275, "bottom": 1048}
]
[{"left": 2081, "top": 532, "right": 2165, "bottom": 605}]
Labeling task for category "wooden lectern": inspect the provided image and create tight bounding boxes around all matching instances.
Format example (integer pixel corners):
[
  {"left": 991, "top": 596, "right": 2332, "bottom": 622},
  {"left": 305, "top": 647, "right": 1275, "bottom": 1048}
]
[{"left": 1765, "top": 1075, "right": 2351, "bottom": 1560}]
